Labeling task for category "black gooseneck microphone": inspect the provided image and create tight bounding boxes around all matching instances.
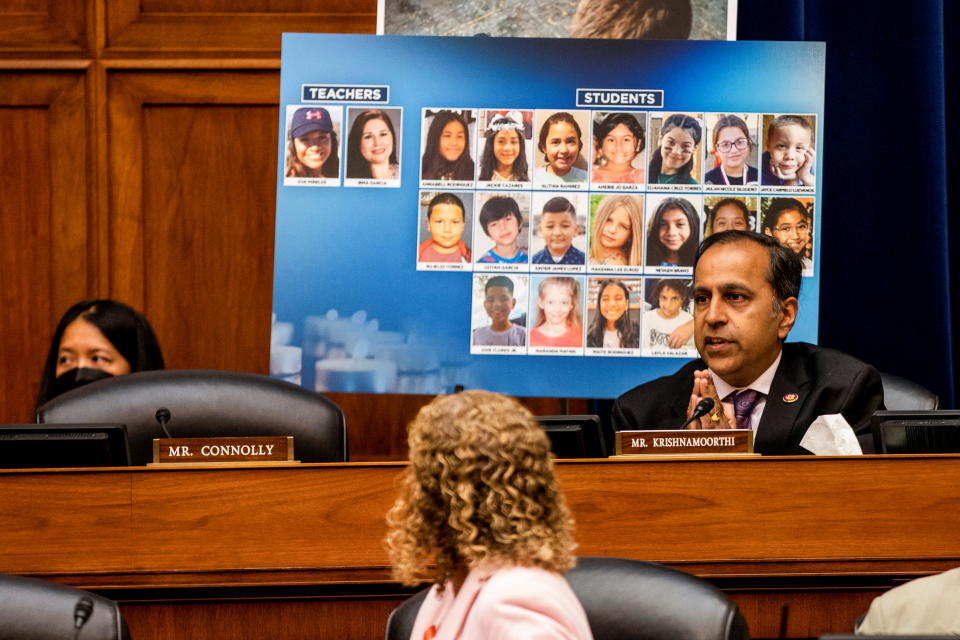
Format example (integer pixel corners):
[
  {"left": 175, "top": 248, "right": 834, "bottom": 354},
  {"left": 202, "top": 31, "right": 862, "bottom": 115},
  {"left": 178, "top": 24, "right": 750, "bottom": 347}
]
[
  {"left": 155, "top": 407, "right": 172, "bottom": 438},
  {"left": 73, "top": 596, "right": 93, "bottom": 640},
  {"left": 681, "top": 397, "right": 715, "bottom": 428}
]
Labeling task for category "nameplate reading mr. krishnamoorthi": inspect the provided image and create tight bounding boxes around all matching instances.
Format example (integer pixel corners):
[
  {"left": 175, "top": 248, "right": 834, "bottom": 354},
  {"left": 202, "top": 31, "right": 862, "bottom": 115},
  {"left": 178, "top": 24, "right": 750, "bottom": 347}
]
[
  {"left": 152, "top": 436, "right": 294, "bottom": 464},
  {"left": 616, "top": 430, "right": 753, "bottom": 455}
]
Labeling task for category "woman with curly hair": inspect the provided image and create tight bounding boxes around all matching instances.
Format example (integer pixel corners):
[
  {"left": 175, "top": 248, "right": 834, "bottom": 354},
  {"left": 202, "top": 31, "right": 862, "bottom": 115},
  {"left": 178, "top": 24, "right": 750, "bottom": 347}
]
[{"left": 387, "top": 390, "right": 592, "bottom": 640}]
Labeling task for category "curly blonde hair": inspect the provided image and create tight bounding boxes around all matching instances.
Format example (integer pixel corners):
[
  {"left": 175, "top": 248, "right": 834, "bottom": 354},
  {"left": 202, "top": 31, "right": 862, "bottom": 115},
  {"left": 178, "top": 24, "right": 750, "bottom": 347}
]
[{"left": 386, "top": 390, "right": 576, "bottom": 590}]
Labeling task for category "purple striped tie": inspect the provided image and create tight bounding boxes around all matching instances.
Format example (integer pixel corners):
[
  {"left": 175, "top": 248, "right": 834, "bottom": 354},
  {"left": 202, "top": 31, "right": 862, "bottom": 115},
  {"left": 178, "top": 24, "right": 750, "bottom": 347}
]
[{"left": 730, "top": 389, "right": 762, "bottom": 430}]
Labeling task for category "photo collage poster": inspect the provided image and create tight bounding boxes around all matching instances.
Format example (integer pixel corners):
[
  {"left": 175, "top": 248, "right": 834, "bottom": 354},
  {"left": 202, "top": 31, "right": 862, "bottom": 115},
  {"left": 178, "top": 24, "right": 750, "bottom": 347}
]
[{"left": 273, "top": 33, "right": 825, "bottom": 399}]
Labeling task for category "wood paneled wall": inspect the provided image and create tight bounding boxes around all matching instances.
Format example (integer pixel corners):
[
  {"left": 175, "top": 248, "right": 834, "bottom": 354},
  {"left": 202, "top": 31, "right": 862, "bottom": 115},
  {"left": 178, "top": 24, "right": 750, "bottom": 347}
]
[{"left": 0, "top": 1, "right": 574, "bottom": 458}]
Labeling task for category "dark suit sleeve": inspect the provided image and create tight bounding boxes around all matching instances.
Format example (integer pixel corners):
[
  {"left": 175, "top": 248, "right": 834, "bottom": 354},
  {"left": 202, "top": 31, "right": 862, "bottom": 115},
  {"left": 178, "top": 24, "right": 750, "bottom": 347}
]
[
  {"left": 611, "top": 365, "right": 697, "bottom": 432},
  {"left": 839, "top": 364, "right": 885, "bottom": 453},
  {"left": 611, "top": 395, "right": 639, "bottom": 431}
]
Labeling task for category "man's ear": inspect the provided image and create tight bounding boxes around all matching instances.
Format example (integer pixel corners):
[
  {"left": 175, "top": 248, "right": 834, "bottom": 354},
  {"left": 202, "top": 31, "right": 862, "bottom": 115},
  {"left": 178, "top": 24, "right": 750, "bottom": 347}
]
[{"left": 777, "top": 297, "right": 798, "bottom": 340}]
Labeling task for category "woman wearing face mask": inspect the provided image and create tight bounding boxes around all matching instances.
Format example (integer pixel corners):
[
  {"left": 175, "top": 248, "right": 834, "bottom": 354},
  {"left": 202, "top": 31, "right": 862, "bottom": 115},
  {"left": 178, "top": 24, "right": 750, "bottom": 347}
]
[{"left": 35, "top": 299, "right": 165, "bottom": 409}]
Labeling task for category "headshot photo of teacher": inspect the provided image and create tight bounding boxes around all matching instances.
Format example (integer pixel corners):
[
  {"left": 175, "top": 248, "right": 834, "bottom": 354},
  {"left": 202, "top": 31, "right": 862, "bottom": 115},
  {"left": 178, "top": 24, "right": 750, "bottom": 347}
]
[
  {"left": 346, "top": 108, "right": 400, "bottom": 180},
  {"left": 285, "top": 106, "right": 340, "bottom": 179},
  {"left": 36, "top": 299, "right": 165, "bottom": 409},
  {"left": 613, "top": 230, "right": 884, "bottom": 455}
]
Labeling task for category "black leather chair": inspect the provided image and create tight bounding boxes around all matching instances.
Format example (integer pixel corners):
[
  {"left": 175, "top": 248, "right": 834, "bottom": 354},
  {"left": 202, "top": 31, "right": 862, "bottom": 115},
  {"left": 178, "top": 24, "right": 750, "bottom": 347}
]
[
  {"left": 879, "top": 372, "right": 940, "bottom": 411},
  {"left": 0, "top": 573, "right": 130, "bottom": 639},
  {"left": 37, "top": 369, "right": 347, "bottom": 466},
  {"left": 385, "top": 556, "right": 749, "bottom": 640}
]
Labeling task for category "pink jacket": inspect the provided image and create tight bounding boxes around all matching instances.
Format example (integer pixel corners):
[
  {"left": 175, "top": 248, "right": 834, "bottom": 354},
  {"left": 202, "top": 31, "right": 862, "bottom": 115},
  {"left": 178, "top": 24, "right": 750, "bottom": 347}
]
[{"left": 408, "top": 564, "right": 593, "bottom": 640}]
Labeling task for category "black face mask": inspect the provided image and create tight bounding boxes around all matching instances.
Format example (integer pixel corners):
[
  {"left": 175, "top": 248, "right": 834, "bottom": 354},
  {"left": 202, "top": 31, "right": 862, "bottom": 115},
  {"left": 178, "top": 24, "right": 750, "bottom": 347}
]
[{"left": 50, "top": 367, "right": 114, "bottom": 399}]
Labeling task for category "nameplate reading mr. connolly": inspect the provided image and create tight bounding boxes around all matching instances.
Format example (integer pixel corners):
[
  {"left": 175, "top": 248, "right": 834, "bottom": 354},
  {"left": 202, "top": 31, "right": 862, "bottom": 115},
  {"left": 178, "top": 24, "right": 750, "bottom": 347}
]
[
  {"left": 616, "top": 430, "right": 753, "bottom": 455},
  {"left": 153, "top": 436, "right": 294, "bottom": 464}
]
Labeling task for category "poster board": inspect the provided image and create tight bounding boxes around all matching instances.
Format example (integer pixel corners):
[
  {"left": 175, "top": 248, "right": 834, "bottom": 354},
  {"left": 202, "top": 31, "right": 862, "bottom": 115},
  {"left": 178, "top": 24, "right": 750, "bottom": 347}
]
[{"left": 273, "top": 33, "right": 824, "bottom": 399}]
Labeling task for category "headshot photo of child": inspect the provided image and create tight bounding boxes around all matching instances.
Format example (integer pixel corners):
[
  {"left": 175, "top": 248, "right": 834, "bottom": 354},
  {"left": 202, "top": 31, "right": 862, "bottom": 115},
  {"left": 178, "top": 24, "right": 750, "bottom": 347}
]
[
  {"left": 417, "top": 191, "right": 473, "bottom": 267},
  {"left": 471, "top": 274, "right": 528, "bottom": 349},
  {"left": 588, "top": 194, "right": 644, "bottom": 268},
  {"left": 761, "top": 196, "right": 814, "bottom": 276},
  {"left": 532, "top": 110, "right": 590, "bottom": 186},
  {"left": 591, "top": 111, "right": 646, "bottom": 186},
  {"left": 530, "top": 194, "right": 586, "bottom": 267},
  {"left": 647, "top": 113, "right": 702, "bottom": 185},
  {"left": 477, "top": 109, "right": 532, "bottom": 184},
  {"left": 529, "top": 276, "right": 584, "bottom": 349},
  {"left": 761, "top": 114, "right": 816, "bottom": 187},
  {"left": 474, "top": 193, "right": 529, "bottom": 265},
  {"left": 641, "top": 277, "right": 695, "bottom": 356},
  {"left": 703, "top": 196, "right": 756, "bottom": 237},
  {"left": 645, "top": 194, "right": 701, "bottom": 269},
  {"left": 585, "top": 277, "right": 640, "bottom": 350},
  {"left": 703, "top": 113, "right": 759, "bottom": 187},
  {"left": 420, "top": 108, "right": 476, "bottom": 183}
]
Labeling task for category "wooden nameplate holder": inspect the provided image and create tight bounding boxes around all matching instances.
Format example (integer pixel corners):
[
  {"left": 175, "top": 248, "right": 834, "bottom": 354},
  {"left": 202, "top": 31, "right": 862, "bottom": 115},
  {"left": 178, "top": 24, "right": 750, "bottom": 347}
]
[
  {"left": 150, "top": 436, "right": 298, "bottom": 466},
  {"left": 615, "top": 429, "right": 756, "bottom": 456}
]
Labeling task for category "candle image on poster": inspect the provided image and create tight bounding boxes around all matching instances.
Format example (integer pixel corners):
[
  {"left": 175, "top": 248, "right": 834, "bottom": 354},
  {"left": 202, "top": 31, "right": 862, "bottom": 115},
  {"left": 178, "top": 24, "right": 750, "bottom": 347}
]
[{"left": 272, "top": 33, "right": 824, "bottom": 399}]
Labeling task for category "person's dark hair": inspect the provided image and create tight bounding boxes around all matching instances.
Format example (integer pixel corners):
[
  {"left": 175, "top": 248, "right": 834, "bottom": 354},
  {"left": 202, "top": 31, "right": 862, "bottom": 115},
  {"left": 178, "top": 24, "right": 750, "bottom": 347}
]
[
  {"left": 541, "top": 196, "right": 576, "bottom": 218},
  {"left": 648, "top": 114, "right": 701, "bottom": 183},
  {"left": 649, "top": 278, "right": 688, "bottom": 308},
  {"left": 425, "top": 192, "right": 465, "bottom": 221},
  {"left": 586, "top": 279, "right": 639, "bottom": 348},
  {"left": 286, "top": 130, "right": 340, "bottom": 178},
  {"left": 695, "top": 230, "right": 802, "bottom": 310},
  {"left": 420, "top": 110, "right": 474, "bottom": 181},
  {"left": 479, "top": 196, "right": 522, "bottom": 235},
  {"left": 485, "top": 275, "right": 515, "bottom": 295},
  {"left": 36, "top": 299, "right": 165, "bottom": 408},
  {"left": 478, "top": 127, "right": 529, "bottom": 181},
  {"left": 706, "top": 197, "right": 751, "bottom": 234},
  {"left": 594, "top": 112, "right": 645, "bottom": 158},
  {"left": 761, "top": 197, "right": 810, "bottom": 231},
  {"left": 537, "top": 112, "right": 583, "bottom": 162},
  {"left": 645, "top": 196, "right": 700, "bottom": 266},
  {"left": 347, "top": 109, "right": 399, "bottom": 179}
]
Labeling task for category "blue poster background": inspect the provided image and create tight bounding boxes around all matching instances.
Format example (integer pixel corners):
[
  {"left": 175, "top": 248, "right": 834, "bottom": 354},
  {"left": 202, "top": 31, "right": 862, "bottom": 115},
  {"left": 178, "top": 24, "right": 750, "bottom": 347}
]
[{"left": 274, "top": 33, "right": 824, "bottom": 399}]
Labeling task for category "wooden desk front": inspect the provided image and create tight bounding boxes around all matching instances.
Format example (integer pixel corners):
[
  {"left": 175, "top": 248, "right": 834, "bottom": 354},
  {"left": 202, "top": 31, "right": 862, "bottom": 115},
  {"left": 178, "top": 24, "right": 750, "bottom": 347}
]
[{"left": 2, "top": 457, "right": 958, "bottom": 639}]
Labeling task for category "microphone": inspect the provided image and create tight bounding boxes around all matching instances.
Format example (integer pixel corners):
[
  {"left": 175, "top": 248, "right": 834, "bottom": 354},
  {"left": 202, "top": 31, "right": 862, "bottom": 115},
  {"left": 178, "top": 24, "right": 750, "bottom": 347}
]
[
  {"left": 155, "top": 407, "right": 172, "bottom": 438},
  {"left": 73, "top": 596, "right": 93, "bottom": 639},
  {"left": 681, "top": 397, "right": 715, "bottom": 428}
]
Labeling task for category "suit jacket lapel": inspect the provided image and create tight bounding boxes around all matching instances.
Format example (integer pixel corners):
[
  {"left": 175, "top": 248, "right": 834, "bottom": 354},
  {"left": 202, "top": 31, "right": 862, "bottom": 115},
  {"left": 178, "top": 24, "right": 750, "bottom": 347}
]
[{"left": 755, "top": 346, "right": 810, "bottom": 454}]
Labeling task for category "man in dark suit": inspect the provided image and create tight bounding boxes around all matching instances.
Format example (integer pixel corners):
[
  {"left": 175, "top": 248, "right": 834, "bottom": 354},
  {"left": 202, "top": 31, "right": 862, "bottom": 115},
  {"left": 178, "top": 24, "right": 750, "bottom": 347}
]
[{"left": 612, "top": 230, "right": 884, "bottom": 454}]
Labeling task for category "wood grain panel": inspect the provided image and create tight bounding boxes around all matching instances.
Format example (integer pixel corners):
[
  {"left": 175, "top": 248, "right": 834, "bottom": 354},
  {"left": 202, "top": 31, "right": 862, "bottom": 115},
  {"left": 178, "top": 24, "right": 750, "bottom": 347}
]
[
  {"left": 0, "top": 472, "right": 131, "bottom": 573},
  {"left": 330, "top": 391, "right": 582, "bottom": 461},
  {"left": 0, "top": 71, "right": 90, "bottom": 423},
  {"left": 107, "top": 71, "right": 279, "bottom": 374},
  {"left": 564, "top": 457, "right": 960, "bottom": 561},
  {"left": 2, "top": 458, "right": 958, "bottom": 639},
  {"left": 0, "top": 0, "right": 87, "bottom": 54},
  {"left": 2, "top": 457, "right": 958, "bottom": 578},
  {"left": 105, "top": 0, "right": 376, "bottom": 55},
  {"left": 114, "top": 589, "right": 883, "bottom": 640},
  {"left": 128, "top": 465, "right": 399, "bottom": 571},
  {"left": 122, "top": 598, "right": 402, "bottom": 640}
]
